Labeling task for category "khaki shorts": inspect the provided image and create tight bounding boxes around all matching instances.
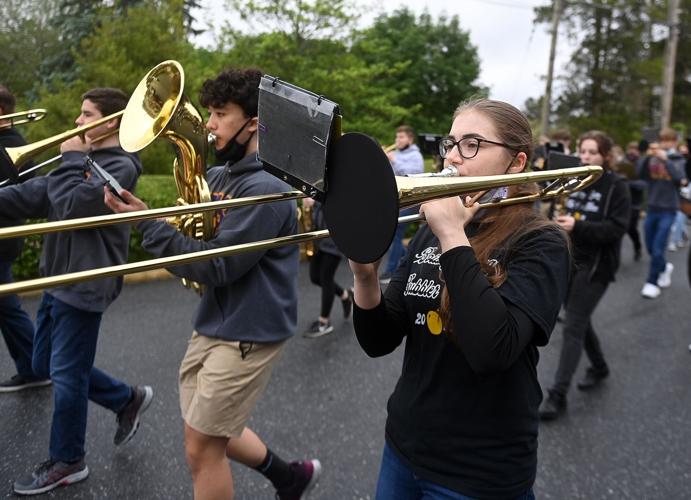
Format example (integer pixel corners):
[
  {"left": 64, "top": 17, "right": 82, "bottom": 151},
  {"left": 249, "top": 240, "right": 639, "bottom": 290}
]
[{"left": 179, "top": 331, "right": 285, "bottom": 438}]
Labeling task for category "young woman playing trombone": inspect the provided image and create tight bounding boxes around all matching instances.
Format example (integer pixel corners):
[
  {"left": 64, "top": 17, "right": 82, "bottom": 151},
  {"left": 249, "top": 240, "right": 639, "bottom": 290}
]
[{"left": 349, "top": 98, "right": 571, "bottom": 499}]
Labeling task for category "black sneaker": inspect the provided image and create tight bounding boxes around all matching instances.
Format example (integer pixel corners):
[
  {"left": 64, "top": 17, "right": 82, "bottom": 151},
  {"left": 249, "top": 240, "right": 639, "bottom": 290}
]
[
  {"left": 577, "top": 367, "right": 609, "bottom": 391},
  {"left": 275, "top": 459, "right": 322, "bottom": 500},
  {"left": 341, "top": 289, "right": 353, "bottom": 319},
  {"left": 114, "top": 385, "right": 153, "bottom": 446},
  {"left": 379, "top": 273, "right": 391, "bottom": 285},
  {"left": 14, "top": 458, "right": 89, "bottom": 495},
  {"left": 303, "top": 320, "right": 334, "bottom": 339},
  {"left": 539, "top": 391, "right": 567, "bottom": 421},
  {"left": 0, "top": 374, "right": 52, "bottom": 393}
]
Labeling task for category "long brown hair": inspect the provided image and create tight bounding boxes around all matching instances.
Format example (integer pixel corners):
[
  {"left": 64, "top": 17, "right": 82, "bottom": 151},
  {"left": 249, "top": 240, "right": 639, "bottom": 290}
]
[
  {"left": 438, "top": 99, "right": 566, "bottom": 332},
  {"left": 577, "top": 130, "right": 613, "bottom": 170}
]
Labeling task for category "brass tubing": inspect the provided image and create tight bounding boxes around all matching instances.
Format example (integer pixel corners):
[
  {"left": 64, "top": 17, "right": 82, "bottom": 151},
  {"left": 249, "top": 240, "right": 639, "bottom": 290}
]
[
  {"left": 0, "top": 190, "right": 307, "bottom": 240},
  {"left": 0, "top": 165, "right": 602, "bottom": 296},
  {"left": 0, "top": 166, "right": 600, "bottom": 240},
  {"left": 0, "top": 228, "right": 331, "bottom": 296},
  {"left": 0, "top": 109, "right": 47, "bottom": 126},
  {"left": 4, "top": 110, "right": 124, "bottom": 169}
]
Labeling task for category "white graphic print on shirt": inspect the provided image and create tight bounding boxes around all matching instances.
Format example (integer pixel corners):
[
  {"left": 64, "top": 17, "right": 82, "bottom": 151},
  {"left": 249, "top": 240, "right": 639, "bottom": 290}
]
[
  {"left": 565, "top": 189, "right": 602, "bottom": 220},
  {"left": 407, "top": 246, "right": 445, "bottom": 335}
]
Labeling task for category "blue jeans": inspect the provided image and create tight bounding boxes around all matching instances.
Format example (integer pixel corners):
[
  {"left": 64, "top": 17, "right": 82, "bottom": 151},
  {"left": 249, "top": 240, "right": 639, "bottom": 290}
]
[
  {"left": 670, "top": 210, "right": 688, "bottom": 245},
  {"left": 644, "top": 209, "right": 676, "bottom": 284},
  {"left": 385, "top": 207, "right": 418, "bottom": 274},
  {"left": 0, "top": 261, "right": 36, "bottom": 378},
  {"left": 376, "top": 443, "right": 536, "bottom": 500},
  {"left": 33, "top": 293, "right": 132, "bottom": 462}
]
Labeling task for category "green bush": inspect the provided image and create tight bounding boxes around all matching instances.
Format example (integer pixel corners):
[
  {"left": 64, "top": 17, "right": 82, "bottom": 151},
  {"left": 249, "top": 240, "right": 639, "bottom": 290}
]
[{"left": 11, "top": 175, "right": 180, "bottom": 280}]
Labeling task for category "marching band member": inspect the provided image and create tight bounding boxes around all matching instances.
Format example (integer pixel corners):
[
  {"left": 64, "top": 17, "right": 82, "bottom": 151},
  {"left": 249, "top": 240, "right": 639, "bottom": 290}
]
[
  {"left": 540, "top": 131, "right": 630, "bottom": 420},
  {"left": 105, "top": 68, "right": 320, "bottom": 500},
  {"left": 0, "top": 86, "right": 49, "bottom": 393},
  {"left": 350, "top": 99, "right": 570, "bottom": 499},
  {"left": 0, "top": 88, "right": 151, "bottom": 496},
  {"left": 380, "top": 125, "right": 425, "bottom": 284}
]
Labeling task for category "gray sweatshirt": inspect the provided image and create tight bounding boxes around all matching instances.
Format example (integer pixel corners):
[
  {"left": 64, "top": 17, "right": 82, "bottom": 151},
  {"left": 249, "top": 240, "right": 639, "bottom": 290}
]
[
  {"left": 392, "top": 144, "right": 424, "bottom": 176},
  {"left": 0, "top": 147, "right": 142, "bottom": 312},
  {"left": 636, "top": 151, "right": 686, "bottom": 211},
  {"left": 136, "top": 154, "right": 299, "bottom": 343}
]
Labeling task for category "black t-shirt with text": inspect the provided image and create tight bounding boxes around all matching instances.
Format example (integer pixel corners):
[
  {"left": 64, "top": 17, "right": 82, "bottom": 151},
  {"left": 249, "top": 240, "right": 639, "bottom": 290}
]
[{"left": 354, "top": 223, "right": 570, "bottom": 499}]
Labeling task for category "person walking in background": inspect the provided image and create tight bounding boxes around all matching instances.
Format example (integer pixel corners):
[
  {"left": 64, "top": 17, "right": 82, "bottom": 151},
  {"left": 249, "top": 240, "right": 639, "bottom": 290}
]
[
  {"left": 380, "top": 125, "right": 424, "bottom": 284},
  {"left": 638, "top": 129, "right": 688, "bottom": 299},
  {"left": 302, "top": 197, "right": 353, "bottom": 338},
  {"left": 617, "top": 141, "right": 646, "bottom": 261},
  {"left": 540, "top": 131, "right": 630, "bottom": 421}
]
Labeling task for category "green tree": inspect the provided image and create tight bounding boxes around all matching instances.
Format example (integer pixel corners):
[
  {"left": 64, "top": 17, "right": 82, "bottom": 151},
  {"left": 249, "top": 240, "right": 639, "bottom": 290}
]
[
  {"left": 40, "top": 0, "right": 108, "bottom": 87},
  {"left": 353, "top": 8, "right": 486, "bottom": 137},
  {"left": 27, "top": 0, "right": 203, "bottom": 174},
  {"left": 0, "top": 0, "right": 61, "bottom": 99},
  {"left": 218, "top": 1, "right": 409, "bottom": 142},
  {"left": 225, "top": 0, "right": 358, "bottom": 47},
  {"left": 533, "top": 0, "right": 691, "bottom": 145}
]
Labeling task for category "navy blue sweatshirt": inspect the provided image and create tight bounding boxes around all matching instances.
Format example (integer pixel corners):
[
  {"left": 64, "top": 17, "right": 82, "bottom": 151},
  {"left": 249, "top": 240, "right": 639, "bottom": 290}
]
[
  {"left": 136, "top": 154, "right": 299, "bottom": 343},
  {"left": 0, "top": 147, "right": 142, "bottom": 311}
]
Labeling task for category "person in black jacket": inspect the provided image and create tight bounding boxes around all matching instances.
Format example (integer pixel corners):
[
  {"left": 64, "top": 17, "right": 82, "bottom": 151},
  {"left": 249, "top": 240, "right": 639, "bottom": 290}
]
[
  {"left": 302, "top": 197, "right": 353, "bottom": 337},
  {"left": 0, "top": 86, "right": 51, "bottom": 392},
  {"left": 540, "top": 130, "right": 631, "bottom": 420},
  {"left": 349, "top": 98, "right": 571, "bottom": 499}
]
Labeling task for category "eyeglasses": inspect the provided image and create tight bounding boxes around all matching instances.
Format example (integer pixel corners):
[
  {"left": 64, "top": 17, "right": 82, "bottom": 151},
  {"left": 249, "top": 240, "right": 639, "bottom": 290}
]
[{"left": 438, "top": 136, "right": 517, "bottom": 160}]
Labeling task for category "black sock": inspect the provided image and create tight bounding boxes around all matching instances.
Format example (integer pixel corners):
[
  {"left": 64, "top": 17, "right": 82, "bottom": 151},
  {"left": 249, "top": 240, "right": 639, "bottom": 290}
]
[{"left": 255, "top": 449, "right": 293, "bottom": 489}]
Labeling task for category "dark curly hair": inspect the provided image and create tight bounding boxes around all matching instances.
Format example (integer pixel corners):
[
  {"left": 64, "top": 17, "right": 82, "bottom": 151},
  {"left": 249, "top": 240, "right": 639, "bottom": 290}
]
[{"left": 199, "top": 68, "right": 263, "bottom": 118}]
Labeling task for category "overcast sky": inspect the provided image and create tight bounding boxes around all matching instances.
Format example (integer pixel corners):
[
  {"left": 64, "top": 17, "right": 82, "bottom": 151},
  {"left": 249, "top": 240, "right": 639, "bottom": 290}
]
[{"left": 193, "top": 0, "right": 573, "bottom": 108}]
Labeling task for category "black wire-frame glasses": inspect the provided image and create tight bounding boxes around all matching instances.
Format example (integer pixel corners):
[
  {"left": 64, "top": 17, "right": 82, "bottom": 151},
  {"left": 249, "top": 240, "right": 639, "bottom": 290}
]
[{"left": 438, "top": 136, "right": 517, "bottom": 159}]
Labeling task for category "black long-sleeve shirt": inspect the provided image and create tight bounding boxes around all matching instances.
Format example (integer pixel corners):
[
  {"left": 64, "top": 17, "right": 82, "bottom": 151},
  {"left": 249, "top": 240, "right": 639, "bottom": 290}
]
[
  {"left": 0, "top": 127, "right": 36, "bottom": 261},
  {"left": 354, "top": 223, "right": 570, "bottom": 499}
]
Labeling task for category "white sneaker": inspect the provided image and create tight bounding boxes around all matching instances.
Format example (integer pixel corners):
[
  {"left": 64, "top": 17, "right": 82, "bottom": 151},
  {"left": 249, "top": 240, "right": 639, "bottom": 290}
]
[
  {"left": 641, "top": 282, "right": 661, "bottom": 299},
  {"left": 657, "top": 262, "right": 674, "bottom": 288},
  {"left": 668, "top": 242, "right": 677, "bottom": 252}
]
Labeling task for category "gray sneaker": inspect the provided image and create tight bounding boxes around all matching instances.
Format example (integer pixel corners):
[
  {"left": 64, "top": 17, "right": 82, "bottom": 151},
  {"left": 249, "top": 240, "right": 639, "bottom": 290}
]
[
  {"left": 14, "top": 459, "right": 89, "bottom": 495},
  {"left": 303, "top": 320, "right": 334, "bottom": 339},
  {"left": 114, "top": 385, "right": 153, "bottom": 446}
]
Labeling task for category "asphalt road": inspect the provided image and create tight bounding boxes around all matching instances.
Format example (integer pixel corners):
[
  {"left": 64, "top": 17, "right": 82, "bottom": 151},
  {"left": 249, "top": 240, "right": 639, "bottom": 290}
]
[{"left": 1, "top": 237, "right": 690, "bottom": 499}]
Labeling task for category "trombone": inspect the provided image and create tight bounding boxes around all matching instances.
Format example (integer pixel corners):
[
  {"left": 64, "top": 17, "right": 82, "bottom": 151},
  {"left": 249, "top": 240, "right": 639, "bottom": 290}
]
[
  {"left": 0, "top": 111, "right": 124, "bottom": 184},
  {"left": 0, "top": 164, "right": 602, "bottom": 296},
  {"left": 0, "top": 129, "right": 122, "bottom": 188},
  {"left": 0, "top": 109, "right": 47, "bottom": 127}
]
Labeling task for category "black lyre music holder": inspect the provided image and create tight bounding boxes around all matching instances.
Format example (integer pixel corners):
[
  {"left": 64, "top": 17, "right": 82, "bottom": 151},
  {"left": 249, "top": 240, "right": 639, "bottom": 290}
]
[
  {"left": 257, "top": 76, "right": 341, "bottom": 202},
  {"left": 257, "top": 76, "right": 399, "bottom": 264}
]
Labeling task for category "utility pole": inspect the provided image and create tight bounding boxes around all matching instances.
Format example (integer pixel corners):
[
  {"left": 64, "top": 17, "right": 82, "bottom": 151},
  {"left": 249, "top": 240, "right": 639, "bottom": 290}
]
[
  {"left": 660, "top": 0, "right": 680, "bottom": 128},
  {"left": 540, "top": 0, "right": 563, "bottom": 136}
]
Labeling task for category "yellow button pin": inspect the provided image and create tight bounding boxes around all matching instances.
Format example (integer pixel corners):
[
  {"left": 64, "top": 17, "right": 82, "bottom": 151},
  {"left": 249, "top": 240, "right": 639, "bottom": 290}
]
[{"left": 427, "top": 310, "right": 443, "bottom": 335}]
